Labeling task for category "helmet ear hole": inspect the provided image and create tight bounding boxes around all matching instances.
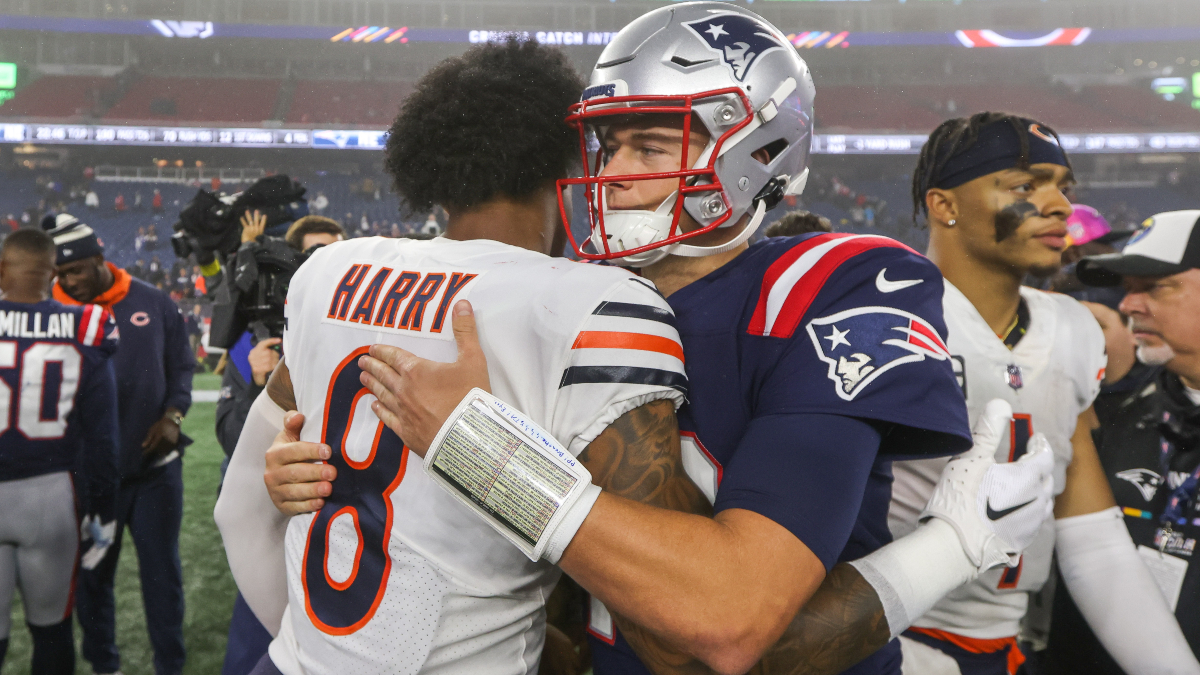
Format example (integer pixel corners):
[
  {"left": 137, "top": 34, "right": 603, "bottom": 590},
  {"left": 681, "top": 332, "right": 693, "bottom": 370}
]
[{"left": 754, "top": 138, "right": 789, "bottom": 165}]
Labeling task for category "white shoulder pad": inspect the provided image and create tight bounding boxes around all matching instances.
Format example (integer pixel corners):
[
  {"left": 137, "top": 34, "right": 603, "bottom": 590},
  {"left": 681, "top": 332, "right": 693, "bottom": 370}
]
[{"left": 550, "top": 271, "right": 687, "bottom": 457}]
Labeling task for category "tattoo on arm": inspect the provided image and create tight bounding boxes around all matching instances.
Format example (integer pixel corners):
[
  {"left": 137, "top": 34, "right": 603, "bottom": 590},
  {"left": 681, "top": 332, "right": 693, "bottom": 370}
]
[
  {"left": 266, "top": 358, "right": 296, "bottom": 411},
  {"left": 576, "top": 400, "right": 715, "bottom": 675},
  {"left": 746, "top": 563, "right": 890, "bottom": 675},
  {"left": 577, "top": 401, "right": 890, "bottom": 675},
  {"left": 577, "top": 399, "right": 710, "bottom": 516}
]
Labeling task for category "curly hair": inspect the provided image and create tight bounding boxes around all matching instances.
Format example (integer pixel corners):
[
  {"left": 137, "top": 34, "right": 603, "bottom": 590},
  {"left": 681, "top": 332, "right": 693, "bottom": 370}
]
[
  {"left": 910, "top": 111, "right": 1071, "bottom": 226},
  {"left": 385, "top": 39, "right": 585, "bottom": 213},
  {"left": 763, "top": 210, "right": 833, "bottom": 238}
]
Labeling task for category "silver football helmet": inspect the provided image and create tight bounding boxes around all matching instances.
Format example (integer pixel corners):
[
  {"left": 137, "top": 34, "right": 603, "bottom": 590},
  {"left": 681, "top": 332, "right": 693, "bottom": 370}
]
[{"left": 558, "top": 2, "right": 816, "bottom": 266}]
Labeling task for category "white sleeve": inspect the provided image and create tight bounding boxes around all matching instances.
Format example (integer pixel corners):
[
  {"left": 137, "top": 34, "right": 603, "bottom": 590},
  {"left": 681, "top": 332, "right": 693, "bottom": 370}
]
[
  {"left": 1056, "top": 507, "right": 1200, "bottom": 675},
  {"left": 849, "top": 518, "right": 977, "bottom": 638},
  {"left": 213, "top": 391, "right": 290, "bottom": 636},
  {"left": 551, "top": 277, "right": 687, "bottom": 457}
]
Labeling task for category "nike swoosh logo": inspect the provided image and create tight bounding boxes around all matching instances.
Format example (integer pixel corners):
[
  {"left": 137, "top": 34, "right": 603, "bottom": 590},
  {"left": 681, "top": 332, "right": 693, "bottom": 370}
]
[
  {"left": 875, "top": 268, "right": 923, "bottom": 293},
  {"left": 986, "top": 498, "right": 1035, "bottom": 521}
]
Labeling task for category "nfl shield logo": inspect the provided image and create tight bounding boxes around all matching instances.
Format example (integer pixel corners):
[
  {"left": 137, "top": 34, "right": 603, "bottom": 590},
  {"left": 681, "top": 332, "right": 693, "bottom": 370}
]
[{"left": 1005, "top": 364, "right": 1023, "bottom": 391}]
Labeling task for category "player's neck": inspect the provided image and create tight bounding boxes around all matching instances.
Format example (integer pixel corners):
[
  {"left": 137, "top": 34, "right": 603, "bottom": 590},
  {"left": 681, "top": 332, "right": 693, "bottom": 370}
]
[
  {"left": 0, "top": 288, "right": 48, "bottom": 303},
  {"left": 641, "top": 214, "right": 751, "bottom": 297},
  {"left": 442, "top": 190, "right": 557, "bottom": 256},
  {"left": 642, "top": 246, "right": 745, "bottom": 298},
  {"left": 930, "top": 239, "right": 1022, "bottom": 336}
]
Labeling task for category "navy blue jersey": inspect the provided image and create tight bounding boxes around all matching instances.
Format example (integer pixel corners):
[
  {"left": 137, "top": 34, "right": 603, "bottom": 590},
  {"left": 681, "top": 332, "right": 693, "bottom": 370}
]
[
  {"left": 589, "top": 233, "right": 972, "bottom": 675},
  {"left": 0, "top": 298, "right": 120, "bottom": 519}
]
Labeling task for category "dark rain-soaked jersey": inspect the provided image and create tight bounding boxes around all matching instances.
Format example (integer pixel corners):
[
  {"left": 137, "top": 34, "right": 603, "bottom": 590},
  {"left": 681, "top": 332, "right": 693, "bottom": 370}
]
[
  {"left": 588, "top": 233, "right": 972, "bottom": 675},
  {"left": 0, "top": 298, "right": 119, "bottom": 518}
]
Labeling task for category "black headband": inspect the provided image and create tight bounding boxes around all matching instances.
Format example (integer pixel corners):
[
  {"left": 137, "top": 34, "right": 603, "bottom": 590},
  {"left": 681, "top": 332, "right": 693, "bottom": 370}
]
[{"left": 934, "top": 118, "right": 1070, "bottom": 190}]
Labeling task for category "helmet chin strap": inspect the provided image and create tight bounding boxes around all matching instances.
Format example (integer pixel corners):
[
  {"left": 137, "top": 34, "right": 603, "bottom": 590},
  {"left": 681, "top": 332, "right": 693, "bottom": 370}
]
[{"left": 670, "top": 199, "right": 767, "bottom": 258}]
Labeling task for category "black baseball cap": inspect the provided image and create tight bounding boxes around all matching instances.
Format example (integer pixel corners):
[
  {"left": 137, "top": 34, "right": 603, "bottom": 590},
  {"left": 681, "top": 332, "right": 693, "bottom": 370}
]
[{"left": 1077, "top": 210, "right": 1200, "bottom": 287}]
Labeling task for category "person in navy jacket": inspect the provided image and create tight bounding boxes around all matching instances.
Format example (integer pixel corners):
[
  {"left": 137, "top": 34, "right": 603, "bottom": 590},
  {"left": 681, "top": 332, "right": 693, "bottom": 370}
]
[{"left": 47, "top": 214, "right": 194, "bottom": 675}]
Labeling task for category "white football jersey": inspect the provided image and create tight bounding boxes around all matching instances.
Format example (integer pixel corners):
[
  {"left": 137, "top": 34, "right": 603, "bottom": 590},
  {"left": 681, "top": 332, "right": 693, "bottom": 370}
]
[
  {"left": 269, "top": 237, "right": 686, "bottom": 675},
  {"left": 888, "top": 282, "right": 1106, "bottom": 639}
]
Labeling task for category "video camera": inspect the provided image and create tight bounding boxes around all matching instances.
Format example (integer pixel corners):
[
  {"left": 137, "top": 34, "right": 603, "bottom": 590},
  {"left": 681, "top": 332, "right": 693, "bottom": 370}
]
[{"left": 170, "top": 175, "right": 310, "bottom": 349}]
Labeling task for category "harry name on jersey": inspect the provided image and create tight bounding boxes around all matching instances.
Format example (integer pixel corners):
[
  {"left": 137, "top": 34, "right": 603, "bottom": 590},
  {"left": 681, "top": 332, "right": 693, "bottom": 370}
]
[
  {"left": 321, "top": 262, "right": 481, "bottom": 340},
  {"left": 0, "top": 309, "right": 79, "bottom": 340}
]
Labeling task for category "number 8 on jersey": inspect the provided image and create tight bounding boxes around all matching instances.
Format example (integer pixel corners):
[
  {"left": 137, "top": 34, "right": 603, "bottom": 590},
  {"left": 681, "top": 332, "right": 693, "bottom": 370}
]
[{"left": 302, "top": 347, "right": 409, "bottom": 635}]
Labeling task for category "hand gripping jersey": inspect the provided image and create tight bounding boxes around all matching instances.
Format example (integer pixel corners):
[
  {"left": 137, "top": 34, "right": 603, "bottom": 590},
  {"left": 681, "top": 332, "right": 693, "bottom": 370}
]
[
  {"left": 888, "top": 283, "right": 1106, "bottom": 641},
  {"left": 587, "top": 233, "right": 972, "bottom": 675},
  {"left": 0, "top": 298, "right": 120, "bottom": 517},
  {"left": 270, "top": 237, "right": 686, "bottom": 675}
]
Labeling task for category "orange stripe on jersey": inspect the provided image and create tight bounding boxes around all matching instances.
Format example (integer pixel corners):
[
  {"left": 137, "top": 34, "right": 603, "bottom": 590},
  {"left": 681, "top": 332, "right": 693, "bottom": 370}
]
[
  {"left": 571, "top": 331, "right": 684, "bottom": 362},
  {"left": 906, "top": 627, "right": 1025, "bottom": 675}
]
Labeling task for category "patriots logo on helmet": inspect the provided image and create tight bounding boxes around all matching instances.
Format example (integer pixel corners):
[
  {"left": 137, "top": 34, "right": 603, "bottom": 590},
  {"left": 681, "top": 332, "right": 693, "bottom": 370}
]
[
  {"left": 1116, "top": 468, "right": 1163, "bottom": 502},
  {"left": 683, "top": 13, "right": 785, "bottom": 82},
  {"left": 806, "top": 306, "right": 951, "bottom": 401}
]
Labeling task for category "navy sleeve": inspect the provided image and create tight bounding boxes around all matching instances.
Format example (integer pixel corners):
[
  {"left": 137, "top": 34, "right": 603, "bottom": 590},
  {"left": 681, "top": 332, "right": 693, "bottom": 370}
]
[
  {"left": 76, "top": 358, "right": 119, "bottom": 522},
  {"left": 713, "top": 413, "right": 881, "bottom": 570},
  {"left": 756, "top": 246, "right": 971, "bottom": 457},
  {"left": 215, "top": 364, "right": 260, "bottom": 459},
  {"left": 161, "top": 298, "right": 195, "bottom": 415}
]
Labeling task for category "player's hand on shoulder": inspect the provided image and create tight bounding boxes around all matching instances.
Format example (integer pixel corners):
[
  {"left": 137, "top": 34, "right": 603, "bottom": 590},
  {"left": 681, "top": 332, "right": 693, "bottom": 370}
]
[
  {"left": 921, "top": 399, "right": 1055, "bottom": 572},
  {"left": 359, "top": 299, "right": 491, "bottom": 455},
  {"left": 263, "top": 411, "right": 337, "bottom": 516}
]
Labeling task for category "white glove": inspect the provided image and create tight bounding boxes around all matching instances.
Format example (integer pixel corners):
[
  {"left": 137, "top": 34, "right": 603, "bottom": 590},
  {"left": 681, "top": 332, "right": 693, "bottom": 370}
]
[
  {"left": 920, "top": 399, "right": 1055, "bottom": 572},
  {"left": 80, "top": 514, "right": 117, "bottom": 571}
]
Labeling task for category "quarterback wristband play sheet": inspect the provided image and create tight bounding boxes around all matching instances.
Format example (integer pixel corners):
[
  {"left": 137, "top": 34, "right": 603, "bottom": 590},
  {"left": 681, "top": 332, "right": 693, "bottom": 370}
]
[{"left": 423, "top": 389, "right": 600, "bottom": 562}]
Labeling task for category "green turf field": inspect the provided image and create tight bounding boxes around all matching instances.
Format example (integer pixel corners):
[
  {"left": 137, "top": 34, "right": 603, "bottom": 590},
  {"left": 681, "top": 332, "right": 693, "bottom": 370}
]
[{"left": 3, "top": 394, "right": 237, "bottom": 674}]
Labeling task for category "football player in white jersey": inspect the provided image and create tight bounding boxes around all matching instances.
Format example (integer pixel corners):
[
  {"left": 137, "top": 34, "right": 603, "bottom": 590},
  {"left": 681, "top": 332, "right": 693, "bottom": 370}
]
[
  {"left": 889, "top": 112, "right": 1200, "bottom": 675},
  {"left": 215, "top": 41, "right": 706, "bottom": 675}
]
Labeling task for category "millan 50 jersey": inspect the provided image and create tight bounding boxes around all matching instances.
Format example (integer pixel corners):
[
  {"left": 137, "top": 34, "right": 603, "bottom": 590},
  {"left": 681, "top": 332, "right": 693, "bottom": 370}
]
[
  {"left": 0, "top": 299, "right": 119, "bottom": 517},
  {"left": 588, "top": 233, "right": 973, "bottom": 675},
  {"left": 889, "top": 283, "right": 1106, "bottom": 642},
  {"left": 271, "top": 237, "right": 686, "bottom": 675}
]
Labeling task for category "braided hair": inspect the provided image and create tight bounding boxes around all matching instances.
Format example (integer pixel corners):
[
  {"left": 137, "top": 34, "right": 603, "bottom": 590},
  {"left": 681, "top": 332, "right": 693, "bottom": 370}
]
[{"left": 910, "top": 111, "right": 1070, "bottom": 226}]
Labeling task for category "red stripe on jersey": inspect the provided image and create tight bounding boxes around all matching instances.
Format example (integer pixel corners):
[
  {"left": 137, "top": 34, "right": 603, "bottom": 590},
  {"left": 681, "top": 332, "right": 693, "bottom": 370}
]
[
  {"left": 748, "top": 233, "right": 855, "bottom": 335},
  {"left": 572, "top": 331, "right": 684, "bottom": 363},
  {"left": 756, "top": 237, "right": 915, "bottom": 339},
  {"left": 79, "top": 305, "right": 106, "bottom": 346}
]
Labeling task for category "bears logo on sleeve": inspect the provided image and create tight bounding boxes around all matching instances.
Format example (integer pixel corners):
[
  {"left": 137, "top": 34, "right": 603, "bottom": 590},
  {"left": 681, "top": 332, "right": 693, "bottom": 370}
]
[{"left": 805, "top": 306, "right": 951, "bottom": 401}]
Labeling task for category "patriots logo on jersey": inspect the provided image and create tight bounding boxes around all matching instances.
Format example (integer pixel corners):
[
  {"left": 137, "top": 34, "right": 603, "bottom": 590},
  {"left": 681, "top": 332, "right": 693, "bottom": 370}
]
[
  {"left": 1116, "top": 468, "right": 1163, "bottom": 502},
  {"left": 683, "top": 13, "right": 785, "bottom": 82},
  {"left": 806, "top": 306, "right": 951, "bottom": 401}
]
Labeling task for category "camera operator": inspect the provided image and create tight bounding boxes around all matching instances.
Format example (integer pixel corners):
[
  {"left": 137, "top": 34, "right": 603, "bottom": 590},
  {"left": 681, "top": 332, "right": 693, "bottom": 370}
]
[
  {"left": 215, "top": 212, "right": 343, "bottom": 675},
  {"left": 214, "top": 212, "right": 344, "bottom": 467}
]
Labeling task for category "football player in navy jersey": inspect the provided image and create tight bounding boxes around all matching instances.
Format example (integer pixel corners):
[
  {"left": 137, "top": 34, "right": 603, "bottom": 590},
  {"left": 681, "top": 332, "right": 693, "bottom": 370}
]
[
  {"left": 0, "top": 228, "right": 119, "bottom": 675},
  {"left": 307, "top": 5, "right": 1057, "bottom": 675}
]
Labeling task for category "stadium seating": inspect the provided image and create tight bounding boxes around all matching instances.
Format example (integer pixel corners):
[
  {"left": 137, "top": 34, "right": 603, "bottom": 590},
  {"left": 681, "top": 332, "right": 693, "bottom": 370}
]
[
  {"left": 814, "top": 84, "right": 1200, "bottom": 133},
  {"left": 104, "top": 77, "right": 281, "bottom": 124},
  {"left": 0, "top": 75, "right": 114, "bottom": 118},
  {"left": 286, "top": 80, "right": 413, "bottom": 126},
  {"left": 3, "top": 73, "right": 1196, "bottom": 134}
]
